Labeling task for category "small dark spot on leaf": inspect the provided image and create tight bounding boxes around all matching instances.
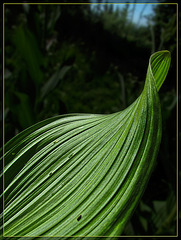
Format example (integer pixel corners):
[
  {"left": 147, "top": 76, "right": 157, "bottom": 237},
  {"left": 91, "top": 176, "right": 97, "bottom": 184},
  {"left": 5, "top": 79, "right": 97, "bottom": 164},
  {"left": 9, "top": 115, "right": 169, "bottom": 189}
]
[
  {"left": 49, "top": 172, "right": 53, "bottom": 176},
  {"left": 77, "top": 215, "right": 82, "bottom": 221}
]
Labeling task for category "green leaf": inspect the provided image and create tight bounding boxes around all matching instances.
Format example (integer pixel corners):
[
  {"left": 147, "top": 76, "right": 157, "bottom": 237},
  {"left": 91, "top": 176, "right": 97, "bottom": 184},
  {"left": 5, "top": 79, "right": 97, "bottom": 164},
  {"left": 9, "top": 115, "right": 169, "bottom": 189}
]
[
  {"left": 12, "top": 26, "right": 44, "bottom": 87},
  {"left": 1, "top": 50, "right": 171, "bottom": 237},
  {"left": 5, "top": 91, "right": 35, "bottom": 129},
  {"left": 40, "top": 65, "right": 72, "bottom": 99}
]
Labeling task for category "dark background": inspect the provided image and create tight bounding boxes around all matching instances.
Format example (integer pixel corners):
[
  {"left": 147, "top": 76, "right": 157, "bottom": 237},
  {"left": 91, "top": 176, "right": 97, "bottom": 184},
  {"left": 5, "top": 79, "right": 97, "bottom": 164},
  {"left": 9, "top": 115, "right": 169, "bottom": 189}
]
[{"left": 1, "top": 0, "right": 179, "bottom": 236}]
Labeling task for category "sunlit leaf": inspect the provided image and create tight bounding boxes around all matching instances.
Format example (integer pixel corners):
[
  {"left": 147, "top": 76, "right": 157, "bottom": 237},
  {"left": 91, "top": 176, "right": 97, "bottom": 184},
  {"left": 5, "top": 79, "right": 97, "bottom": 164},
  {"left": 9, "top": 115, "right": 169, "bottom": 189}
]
[{"left": 1, "top": 50, "right": 171, "bottom": 237}]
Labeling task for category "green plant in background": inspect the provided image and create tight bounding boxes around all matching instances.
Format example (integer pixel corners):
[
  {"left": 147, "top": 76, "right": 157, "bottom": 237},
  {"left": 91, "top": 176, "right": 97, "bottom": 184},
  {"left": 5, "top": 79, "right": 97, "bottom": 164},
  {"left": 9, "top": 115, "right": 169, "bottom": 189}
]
[{"left": 1, "top": 50, "right": 170, "bottom": 237}]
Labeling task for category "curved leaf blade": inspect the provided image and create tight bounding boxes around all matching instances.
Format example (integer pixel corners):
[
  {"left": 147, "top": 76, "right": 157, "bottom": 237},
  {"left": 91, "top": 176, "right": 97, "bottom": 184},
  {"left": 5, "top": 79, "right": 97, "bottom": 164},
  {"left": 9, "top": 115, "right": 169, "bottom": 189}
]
[{"left": 1, "top": 50, "right": 171, "bottom": 237}]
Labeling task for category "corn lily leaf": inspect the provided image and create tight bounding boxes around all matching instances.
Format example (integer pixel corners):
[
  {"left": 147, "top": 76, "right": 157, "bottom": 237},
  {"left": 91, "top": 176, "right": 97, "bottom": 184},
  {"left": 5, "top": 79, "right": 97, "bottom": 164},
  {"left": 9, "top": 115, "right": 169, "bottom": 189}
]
[{"left": 1, "top": 50, "right": 171, "bottom": 237}]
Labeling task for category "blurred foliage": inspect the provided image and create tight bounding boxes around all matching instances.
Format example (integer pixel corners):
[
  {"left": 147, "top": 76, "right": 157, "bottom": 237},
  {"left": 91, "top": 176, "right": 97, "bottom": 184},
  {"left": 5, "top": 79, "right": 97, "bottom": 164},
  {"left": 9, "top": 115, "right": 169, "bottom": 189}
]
[{"left": 2, "top": 0, "right": 178, "bottom": 236}]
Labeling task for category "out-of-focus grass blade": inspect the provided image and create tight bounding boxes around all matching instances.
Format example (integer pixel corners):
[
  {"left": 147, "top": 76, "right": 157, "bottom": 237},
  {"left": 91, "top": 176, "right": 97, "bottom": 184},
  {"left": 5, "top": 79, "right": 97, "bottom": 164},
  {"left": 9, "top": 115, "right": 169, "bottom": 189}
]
[
  {"left": 12, "top": 26, "right": 44, "bottom": 87},
  {"left": 1, "top": 51, "right": 171, "bottom": 237},
  {"left": 40, "top": 65, "right": 72, "bottom": 99}
]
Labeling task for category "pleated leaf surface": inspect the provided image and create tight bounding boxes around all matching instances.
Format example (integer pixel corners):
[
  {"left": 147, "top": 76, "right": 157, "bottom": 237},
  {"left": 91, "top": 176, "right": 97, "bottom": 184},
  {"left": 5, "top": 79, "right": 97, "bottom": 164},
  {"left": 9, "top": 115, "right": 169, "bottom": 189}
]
[{"left": 1, "top": 50, "right": 171, "bottom": 237}]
